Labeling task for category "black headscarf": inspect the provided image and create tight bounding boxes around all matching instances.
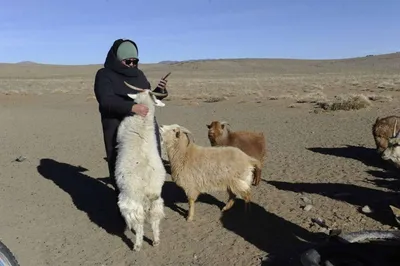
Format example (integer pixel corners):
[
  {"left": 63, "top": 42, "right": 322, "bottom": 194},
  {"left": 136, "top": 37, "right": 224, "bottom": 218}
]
[{"left": 104, "top": 39, "right": 141, "bottom": 77}]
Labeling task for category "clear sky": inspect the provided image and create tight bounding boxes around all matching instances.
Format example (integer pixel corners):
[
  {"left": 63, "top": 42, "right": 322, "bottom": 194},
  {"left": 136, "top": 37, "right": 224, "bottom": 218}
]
[{"left": 1, "top": 0, "right": 399, "bottom": 65}]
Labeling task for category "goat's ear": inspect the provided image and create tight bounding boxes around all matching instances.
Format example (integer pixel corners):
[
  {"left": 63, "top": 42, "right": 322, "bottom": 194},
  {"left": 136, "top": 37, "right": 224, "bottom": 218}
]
[
  {"left": 175, "top": 128, "right": 181, "bottom": 138},
  {"left": 221, "top": 124, "right": 225, "bottom": 129},
  {"left": 127, "top": 93, "right": 137, "bottom": 100},
  {"left": 206, "top": 124, "right": 211, "bottom": 129}
]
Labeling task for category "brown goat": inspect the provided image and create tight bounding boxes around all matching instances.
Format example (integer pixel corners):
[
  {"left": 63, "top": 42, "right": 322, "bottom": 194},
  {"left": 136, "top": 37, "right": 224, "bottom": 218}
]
[
  {"left": 372, "top": 115, "right": 400, "bottom": 154},
  {"left": 206, "top": 121, "right": 266, "bottom": 186}
]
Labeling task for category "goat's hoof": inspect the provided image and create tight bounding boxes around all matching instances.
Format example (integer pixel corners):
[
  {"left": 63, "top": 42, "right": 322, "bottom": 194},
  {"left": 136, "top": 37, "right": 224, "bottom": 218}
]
[
  {"left": 134, "top": 244, "right": 142, "bottom": 251},
  {"left": 186, "top": 216, "right": 193, "bottom": 222},
  {"left": 153, "top": 240, "right": 160, "bottom": 246}
]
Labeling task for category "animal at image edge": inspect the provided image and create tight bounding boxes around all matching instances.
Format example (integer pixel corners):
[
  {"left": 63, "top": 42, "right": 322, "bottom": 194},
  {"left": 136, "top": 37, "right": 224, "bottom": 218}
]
[
  {"left": 372, "top": 115, "right": 400, "bottom": 155},
  {"left": 380, "top": 117, "right": 400, "bottom": 167}
]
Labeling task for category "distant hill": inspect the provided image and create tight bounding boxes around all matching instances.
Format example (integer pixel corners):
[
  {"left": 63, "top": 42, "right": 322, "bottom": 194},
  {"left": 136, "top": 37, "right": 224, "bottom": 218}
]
[
  {"left": 158, "top": 60, "right": 180, "bottom": 65},
  {"left": 15, "top": 61, "right": 39, "bottom": 65},
  {"left": 1, "top": 52, "right": 400, "bottom": 79}
]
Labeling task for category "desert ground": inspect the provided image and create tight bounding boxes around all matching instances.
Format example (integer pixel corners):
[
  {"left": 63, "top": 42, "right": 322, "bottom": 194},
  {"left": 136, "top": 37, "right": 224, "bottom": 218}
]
[{"left": 1, "top": 53, "right": 400, "bottom": 266}]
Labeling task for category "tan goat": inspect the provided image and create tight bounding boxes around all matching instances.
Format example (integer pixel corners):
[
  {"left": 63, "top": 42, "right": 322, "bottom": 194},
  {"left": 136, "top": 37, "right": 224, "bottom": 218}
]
[
  {"left": 160, "top": 124, "right": 261, "bottom": 221},
  {"left": 372, "top": 115, "right": 400, "bottom": 154},
  {"left": 206, "top": 121, "right": 266, "bottom": 186}
]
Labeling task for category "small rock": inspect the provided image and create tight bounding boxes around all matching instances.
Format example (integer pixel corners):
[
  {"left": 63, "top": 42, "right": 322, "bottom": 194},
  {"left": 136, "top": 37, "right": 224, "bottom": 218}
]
[
  {"left": 303, "top": 205, "right": 313, "bottom": 211},
  {"left": 311, "top": 217, "right": 328, "bottom": 228},
  {"left": 328, "top": 229, "right": 342, "bottom": 236},
  {"left": 361, "top": 205, "right": 372, "bottom": 214},
  {"left": 301, "top": 196, "right": 312, "bottom": 204},
  {"left": 14, "top": 156, "right": 26, "bottom": 162},
  {"left": 318, "top": 227, "right": 329, "bottom": 234}
]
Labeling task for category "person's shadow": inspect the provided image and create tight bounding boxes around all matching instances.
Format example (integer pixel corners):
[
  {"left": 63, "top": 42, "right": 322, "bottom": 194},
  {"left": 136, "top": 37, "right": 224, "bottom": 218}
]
[{"left": 37, "top": 158, "right": 137, "bottom": 248}]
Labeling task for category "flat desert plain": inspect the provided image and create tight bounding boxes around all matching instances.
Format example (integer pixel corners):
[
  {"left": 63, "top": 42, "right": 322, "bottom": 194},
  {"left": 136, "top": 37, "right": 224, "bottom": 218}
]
[{"left": 1, "top": 53, "right": 400, "bottom": 266}]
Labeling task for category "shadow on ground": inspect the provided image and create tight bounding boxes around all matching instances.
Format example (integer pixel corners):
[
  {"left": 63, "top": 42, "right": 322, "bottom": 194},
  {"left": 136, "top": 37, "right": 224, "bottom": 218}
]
[
  {"left": 220, "top": 200, "right": 323, "bottom": 266},
  {"left": 366, "top": 169, "right": 400, "bottom": 192},
  {"left": 37, "top": 158, "right": 224, "bottom": 242},
  {"left": 161, "top": 181, "right": 225, "bottom": 219},
  {"left": 37, "top": 158, "right": 137, "bottom": 249},
  {"left": 268, "top": 181, "right": 400, "bottom": 227},
  {"left": 307, "top": 145, "right": 397, "bottom": 171}
]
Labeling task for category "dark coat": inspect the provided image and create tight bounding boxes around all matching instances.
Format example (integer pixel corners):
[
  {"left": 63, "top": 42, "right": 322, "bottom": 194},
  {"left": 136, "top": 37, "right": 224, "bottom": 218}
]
[{"left": 94, "top": 39, "right": 168, "bottom": 180}]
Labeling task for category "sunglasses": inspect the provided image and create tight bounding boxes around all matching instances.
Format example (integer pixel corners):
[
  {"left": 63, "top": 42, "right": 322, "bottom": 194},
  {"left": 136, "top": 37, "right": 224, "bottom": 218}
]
[{"left": 123, "top": 58, "right": 139, "bottom": 65}]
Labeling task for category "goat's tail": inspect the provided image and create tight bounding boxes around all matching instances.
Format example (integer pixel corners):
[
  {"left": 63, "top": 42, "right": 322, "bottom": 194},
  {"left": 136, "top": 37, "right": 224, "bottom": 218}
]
[{"left": 249, "top": 157, "right": 262, "bottom": 186}]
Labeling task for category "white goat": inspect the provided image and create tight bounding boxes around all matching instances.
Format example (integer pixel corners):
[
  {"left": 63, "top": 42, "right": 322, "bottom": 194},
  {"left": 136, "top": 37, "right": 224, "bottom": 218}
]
[
  {"left": 159, "top": 124, "right": 261, "bottom": 221},
  {"left": 381, "top": 119, "right": 400, "bottom": 167},
  {"left": 114, "top": 81, "right": 167, "bottom": 251}
]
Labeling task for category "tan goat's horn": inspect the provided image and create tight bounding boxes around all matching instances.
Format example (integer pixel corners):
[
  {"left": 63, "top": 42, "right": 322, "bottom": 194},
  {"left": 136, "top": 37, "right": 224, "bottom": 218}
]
[
  {"left": 394, "top": 119, "right": 398, "bottom": 137},
  {"left": 220, "top": 121, "right": 231, "bottom": 128},
  {"left": 124, "top": 81, "right": 145, "bottom": 92},
  {"left": 179, "top": 126, "right": 195, "bottom": 143}
]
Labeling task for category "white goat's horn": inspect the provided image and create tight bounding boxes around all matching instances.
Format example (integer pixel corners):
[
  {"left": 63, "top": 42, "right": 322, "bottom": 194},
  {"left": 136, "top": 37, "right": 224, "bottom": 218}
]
[
  {"left": 149, "top": 91, "right": 168, "bottom": 97},
  {"left": 394, "top": 119, "right": 398, "bottom": 137},
  {"left": 124, "top": 81, "right": 145, "bottom": 92}
]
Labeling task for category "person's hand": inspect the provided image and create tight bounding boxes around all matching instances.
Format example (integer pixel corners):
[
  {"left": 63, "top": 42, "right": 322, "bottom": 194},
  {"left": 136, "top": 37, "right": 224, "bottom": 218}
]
[
  {"left": 156, "top": 79, "right": 168, "bottom": 92},
  {"left": 156, "top": 72, "right": 170, "bottom": 92},
  {"left": 131, "top": 104, "right": 149, "bottom": 117}
]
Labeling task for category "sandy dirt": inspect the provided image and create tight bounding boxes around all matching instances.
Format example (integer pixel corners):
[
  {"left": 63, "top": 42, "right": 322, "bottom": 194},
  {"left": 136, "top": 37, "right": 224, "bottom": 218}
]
[{"left": 0, "top": 53, "right": 400, "bottom": 266}]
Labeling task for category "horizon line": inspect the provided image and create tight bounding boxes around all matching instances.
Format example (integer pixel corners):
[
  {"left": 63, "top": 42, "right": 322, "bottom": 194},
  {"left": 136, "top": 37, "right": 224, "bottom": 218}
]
[{"left": 2, "top": 51, "right": 399, "bottom": 66}]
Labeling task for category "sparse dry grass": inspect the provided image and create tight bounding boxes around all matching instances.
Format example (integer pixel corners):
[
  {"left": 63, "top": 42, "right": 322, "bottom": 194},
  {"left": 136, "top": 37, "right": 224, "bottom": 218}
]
[
  {"left": 367, "top": 94, "right": 393, "bottom": 102},
  {"left": 377, "top": 81, "right": 396, "bottom": 90},
  {"left": 267, "top": 94, "right": 296, "bottom": 101},
  {"left": 295, "top": 90, "right": 327, "bottom": 103},
  {"left": 202, "top": 96, "right": 227, "bottom": 103},
  {"left": 1, "top": 55, "right": 400, "bottom": 107},
  {"left": 316, "top": 93, "right": 372, "bottom": 111}
]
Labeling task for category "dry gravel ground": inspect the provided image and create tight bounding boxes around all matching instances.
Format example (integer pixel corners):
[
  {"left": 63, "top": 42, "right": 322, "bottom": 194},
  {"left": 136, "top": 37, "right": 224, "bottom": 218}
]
[{"left": 1, "top": 53, "right": 400, "bottom": 266}]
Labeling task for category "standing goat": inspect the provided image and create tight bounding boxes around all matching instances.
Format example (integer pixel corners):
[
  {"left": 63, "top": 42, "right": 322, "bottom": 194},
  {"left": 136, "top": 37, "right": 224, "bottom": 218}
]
[
  {"left": 160, "top": 124, "right": 261, "bottom": 221},
  {"left": 206, "top": 121, "right": 266, "bottom": 186},
  {"left": 114, "top": 81, "right": 167, "bottom": 251},
  {"left": 372, "top": 115, "right": 400, "bottom": 154},
  {"left": 381, "top": 119, "right": 400, "bottom": 167}
]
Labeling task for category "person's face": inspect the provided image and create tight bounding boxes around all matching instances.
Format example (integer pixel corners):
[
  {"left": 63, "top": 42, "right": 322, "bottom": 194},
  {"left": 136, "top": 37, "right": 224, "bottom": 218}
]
[{"left": 121, "top": 58, "right": 138, "bottom": 68}]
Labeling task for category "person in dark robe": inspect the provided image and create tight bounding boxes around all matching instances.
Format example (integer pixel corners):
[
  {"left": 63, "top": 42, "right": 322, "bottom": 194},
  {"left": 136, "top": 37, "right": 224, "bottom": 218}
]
[{"left": 94, "top": 38, "right": 168, "bottom": 191}]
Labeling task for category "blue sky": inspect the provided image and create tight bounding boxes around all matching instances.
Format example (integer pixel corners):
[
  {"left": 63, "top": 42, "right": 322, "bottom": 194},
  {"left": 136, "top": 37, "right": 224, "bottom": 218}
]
[{"left": 1, "top": 0, "right": 399, "bottom": 65}]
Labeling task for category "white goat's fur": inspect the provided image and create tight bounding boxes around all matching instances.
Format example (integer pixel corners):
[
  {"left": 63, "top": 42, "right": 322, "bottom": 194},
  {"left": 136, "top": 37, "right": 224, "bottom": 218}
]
[
  {"left": 160, "top": 124, "right": 261, "bottom": 221},
  {"left": 115, "top": 88, "right": 166, "bottom": 251}
]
